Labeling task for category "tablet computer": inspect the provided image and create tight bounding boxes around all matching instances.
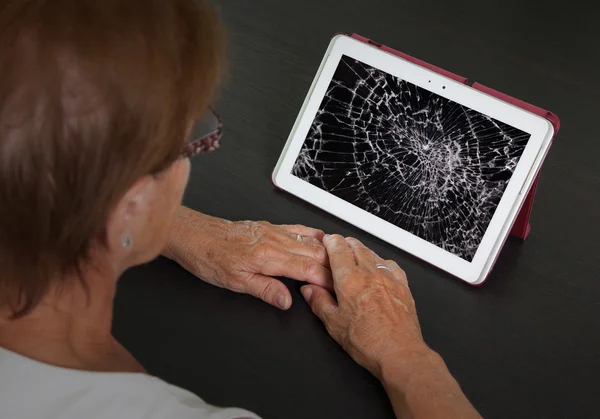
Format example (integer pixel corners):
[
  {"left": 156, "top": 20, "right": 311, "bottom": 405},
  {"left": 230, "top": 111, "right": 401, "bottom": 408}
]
[{"left": 273, "top": 34, "right": 554, "bottom": 285}]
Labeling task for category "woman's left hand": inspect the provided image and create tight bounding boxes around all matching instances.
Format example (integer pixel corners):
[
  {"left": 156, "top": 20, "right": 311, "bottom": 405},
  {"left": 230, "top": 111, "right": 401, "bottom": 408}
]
[{"left": 162, "top": 206, "right": 332, "bottom": 310}]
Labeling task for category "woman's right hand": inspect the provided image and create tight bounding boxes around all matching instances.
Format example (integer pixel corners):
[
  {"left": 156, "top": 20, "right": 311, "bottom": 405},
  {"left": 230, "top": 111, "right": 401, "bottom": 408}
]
[{"left": 300, "top": 234, "right": 429, "bottom": 379}]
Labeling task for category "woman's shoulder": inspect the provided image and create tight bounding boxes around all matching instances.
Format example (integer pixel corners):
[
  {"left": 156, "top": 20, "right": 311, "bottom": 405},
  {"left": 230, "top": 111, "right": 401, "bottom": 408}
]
[{"left": 0, "top": 346, "right": 260, "bottom": 419}]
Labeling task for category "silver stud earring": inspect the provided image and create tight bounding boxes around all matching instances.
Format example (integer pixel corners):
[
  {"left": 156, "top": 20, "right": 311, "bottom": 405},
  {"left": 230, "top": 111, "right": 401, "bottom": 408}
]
[{"left": 123, "top": 236, "right": 132, "bottom": 248}]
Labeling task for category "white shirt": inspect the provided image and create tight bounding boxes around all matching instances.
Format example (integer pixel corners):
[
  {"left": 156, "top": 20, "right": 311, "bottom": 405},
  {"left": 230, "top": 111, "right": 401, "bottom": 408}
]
[{"left": 0, "top": 346, "right": 260, "bottom": 419}]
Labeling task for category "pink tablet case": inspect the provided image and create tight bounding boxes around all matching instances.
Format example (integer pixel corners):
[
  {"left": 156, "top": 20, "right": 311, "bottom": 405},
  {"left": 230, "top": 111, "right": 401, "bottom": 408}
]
[{"left": 350, "top": 33, "right": 561, "bottom": 242}]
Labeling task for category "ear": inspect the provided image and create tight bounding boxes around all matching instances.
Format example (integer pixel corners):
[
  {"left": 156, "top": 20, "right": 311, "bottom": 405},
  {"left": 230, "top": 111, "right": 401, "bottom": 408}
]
[{"left": 105, "top": 176, "right": 153, "bottom": 255}]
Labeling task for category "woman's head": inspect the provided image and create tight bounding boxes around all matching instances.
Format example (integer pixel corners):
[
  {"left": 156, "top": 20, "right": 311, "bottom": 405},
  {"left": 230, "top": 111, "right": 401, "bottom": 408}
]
[{"left": 0, "top": 0, "right": 224, "bottom": 317}]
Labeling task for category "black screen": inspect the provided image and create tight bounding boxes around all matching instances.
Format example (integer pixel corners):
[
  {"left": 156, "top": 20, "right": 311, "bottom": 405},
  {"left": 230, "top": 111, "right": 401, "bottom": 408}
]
[{"left": 292, "top": 56, "right": 531, "bottom": 261}]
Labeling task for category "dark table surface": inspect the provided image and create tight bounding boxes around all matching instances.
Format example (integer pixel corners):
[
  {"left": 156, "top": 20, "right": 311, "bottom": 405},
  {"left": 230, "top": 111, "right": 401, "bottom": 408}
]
[{"left": 113, "top": 1, "right": 600, "bottom": 418}]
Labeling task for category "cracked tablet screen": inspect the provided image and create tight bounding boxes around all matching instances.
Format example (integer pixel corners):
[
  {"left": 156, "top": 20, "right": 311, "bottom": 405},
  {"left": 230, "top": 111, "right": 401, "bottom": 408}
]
[{"left": 292, "top": 56, "right": 531, "bottom": 261}]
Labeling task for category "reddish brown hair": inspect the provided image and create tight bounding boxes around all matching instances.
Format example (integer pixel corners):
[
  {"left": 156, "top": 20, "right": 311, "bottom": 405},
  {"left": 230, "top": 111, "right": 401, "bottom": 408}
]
[{"left": 0, "top": 0, "right": 224, "bottom": 317}]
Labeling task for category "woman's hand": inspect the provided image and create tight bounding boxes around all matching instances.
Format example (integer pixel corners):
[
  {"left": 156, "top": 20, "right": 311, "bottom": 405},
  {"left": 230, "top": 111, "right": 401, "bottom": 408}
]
[
  {"left": 301, "top": 234, "right": 481, "bottom": 419},
  {"left": 300, "top": 234, "right": 427, "bottom": 378},
  {"left": 163, "top": 206, "right": 332, "bottom": 310}
]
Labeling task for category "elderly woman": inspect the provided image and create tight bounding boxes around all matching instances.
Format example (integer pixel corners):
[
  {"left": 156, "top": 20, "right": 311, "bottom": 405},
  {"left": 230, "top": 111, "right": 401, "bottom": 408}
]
[{"left": 0, "top": 1, "right": 480, "bottom": 418}]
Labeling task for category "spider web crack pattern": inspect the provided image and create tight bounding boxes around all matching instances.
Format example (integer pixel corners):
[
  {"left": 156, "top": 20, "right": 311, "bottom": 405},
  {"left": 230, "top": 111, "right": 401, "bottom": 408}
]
[{"left": 292, "top": 56, "right": 530, "bottom": 261}]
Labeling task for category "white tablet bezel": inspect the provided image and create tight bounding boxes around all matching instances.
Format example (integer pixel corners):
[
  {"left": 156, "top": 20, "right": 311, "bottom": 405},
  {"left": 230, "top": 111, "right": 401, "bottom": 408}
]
[{"left": 273, "top": 34, "right": 553, "bottom": 284}]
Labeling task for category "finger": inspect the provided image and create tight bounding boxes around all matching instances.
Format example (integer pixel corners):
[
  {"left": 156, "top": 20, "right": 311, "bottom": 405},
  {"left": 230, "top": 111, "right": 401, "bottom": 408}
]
[
  {"left": 278, "top": 233, "right": 329, "bottom": 265},
  {"left": 373, "top": 258, "right": 416, "bottom": 318},
  {"left": 323, "top": 234, "right": 356, "bottom": 281},
  {"left": 279, "top": 224, "right": 325, "bottom": 241},
  {"left": 301, "top": 285, "right": 339, "bottom": 328},
  {"left": 261, "top": 249, "right": 333, "bottom": 290},
  {"left": 245, "top": 273, "right": 293, "bottom": 310},
  {"left": 383, "top": 259, "right": 409, "bottom": 287},
  {"left": 372, "top": 255, "right": 409, "bottom": 287},
  {"left": 382, "top": 259, "right": 417, "bottom": 317},
  {"left": 345, "top": 237, "right": 378, "bottom": 267}
]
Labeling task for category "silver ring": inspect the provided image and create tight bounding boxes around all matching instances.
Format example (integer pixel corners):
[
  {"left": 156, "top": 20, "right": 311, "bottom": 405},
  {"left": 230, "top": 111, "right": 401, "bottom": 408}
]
[
  {"left": 376, "top": 264, "right": 392, "bottom": 272},
  {"left": 296, "top": 234, "right": 303, "bottom": 242}
]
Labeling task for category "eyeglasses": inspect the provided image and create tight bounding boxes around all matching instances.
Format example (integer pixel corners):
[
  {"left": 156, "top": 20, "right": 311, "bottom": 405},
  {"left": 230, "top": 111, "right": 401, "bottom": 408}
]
[{"left": 180, "top": 108, "right": 223, "bottom": 159}]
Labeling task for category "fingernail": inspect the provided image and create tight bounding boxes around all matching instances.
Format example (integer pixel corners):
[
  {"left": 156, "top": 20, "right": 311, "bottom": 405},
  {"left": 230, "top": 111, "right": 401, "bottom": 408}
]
[
  {"left": 276, "top": 294, "right": 288, "bottom": 310},
  {"left": 301, "top": 286, "right": 313, "bottom": 302},
  {"left": 323, "top": 234, "right": 331, "bottom": 241}
]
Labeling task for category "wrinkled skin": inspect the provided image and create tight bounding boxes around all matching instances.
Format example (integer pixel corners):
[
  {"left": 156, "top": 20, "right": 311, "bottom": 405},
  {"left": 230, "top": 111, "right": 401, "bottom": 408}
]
[
  {"left": 301, "top": 234, "right": 425, "bottom": 378},
  {"left": 163, "top": 206, "right": 332, "bottom": 310}
]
